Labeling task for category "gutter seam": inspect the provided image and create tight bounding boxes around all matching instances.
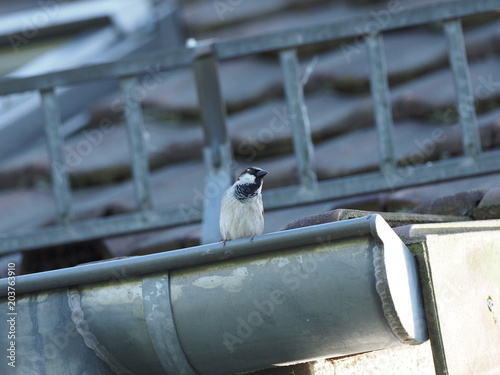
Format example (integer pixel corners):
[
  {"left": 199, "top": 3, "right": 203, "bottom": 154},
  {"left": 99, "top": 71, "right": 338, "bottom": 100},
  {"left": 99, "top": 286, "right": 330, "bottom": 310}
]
[
  {"left": 142, "top": 274, "right": 200, "bottom": 375},
  {"left": 67, "top": 287, "right": 134, "bottom": 375}
]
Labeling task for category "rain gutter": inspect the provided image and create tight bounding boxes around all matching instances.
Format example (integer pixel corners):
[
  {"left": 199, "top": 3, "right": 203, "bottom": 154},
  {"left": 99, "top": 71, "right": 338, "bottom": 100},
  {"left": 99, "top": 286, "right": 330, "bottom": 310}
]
[
  {"left": 0, "top": 215, "right": 428, "bottom": 375},
  {"left": 0, "top": 214, "right": 389, "bottom": 297}
]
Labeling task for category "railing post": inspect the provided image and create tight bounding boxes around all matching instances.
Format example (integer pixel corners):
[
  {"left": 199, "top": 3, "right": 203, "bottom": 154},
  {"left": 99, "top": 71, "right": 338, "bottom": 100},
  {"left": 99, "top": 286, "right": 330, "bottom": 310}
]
[
  {"left": 279, "top": 48, "right": 318, "bottom": 191},
  {"left": 366, "top": 33, "right": 397, "bottom": 174},
  {"left": 444, "top": 19, "right": 482, "bottom": 159},
  {"left": 192, "top": 40, "right": 233, "bottom": 244},
  {"left": 41, "top": 88, "right": 72, "bottom": 225},
  {"left": 119, "top": 75, "right": 153, "bottom": 212}
]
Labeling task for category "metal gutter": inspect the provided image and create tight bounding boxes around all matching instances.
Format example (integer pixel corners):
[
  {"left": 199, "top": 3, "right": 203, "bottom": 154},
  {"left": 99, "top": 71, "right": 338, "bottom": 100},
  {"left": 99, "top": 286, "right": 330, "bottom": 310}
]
[
  {"left": 0, "top": 215, "right": 379, "bottom": 296},
  {"left": 0, "top": 215, "right": 428, "bottom": 375}
]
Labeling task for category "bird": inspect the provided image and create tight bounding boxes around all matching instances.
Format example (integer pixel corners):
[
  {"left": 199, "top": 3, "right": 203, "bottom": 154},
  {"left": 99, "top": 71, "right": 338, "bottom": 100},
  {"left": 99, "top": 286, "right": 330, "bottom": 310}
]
[{"left": 220, "top": 167, "right": 268, "bottom": 242}]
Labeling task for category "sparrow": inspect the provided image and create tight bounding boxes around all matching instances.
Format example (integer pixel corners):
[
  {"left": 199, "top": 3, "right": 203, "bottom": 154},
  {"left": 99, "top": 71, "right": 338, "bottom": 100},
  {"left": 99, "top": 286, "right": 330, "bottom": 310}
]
[{"left": 220, "top": 167, "right": 268, "bottom": 242}]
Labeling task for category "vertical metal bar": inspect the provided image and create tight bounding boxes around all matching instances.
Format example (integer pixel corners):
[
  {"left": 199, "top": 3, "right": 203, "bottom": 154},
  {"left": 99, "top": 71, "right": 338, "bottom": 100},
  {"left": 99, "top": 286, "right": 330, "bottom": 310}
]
[
  {"left": 366, "top": 33, "right": 396, "bottom": 173},
  {"left": 119, "top": 76, "right": 152, "bottom": 211},
  {"left": 444, "top": 19, "right": 482, "bottom": 159},
  {"left": 279, "top": 48, "right": 317, "bottom": 190},
  {"left": 154, "top": 0, "right": 185, "bottom": 50},
  {"left": 41, "top": 88, "right": 72, "bottom": 224},
  {"left": 192, "top": 40, "right": 233, "bottom": 244}
]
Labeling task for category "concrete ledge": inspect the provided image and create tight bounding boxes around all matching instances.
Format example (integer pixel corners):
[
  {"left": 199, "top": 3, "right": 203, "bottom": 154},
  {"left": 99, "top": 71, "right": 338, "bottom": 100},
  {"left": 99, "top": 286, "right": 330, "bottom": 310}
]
[{"left": 394, "top": 218, "right": 500, "bottom": 243}]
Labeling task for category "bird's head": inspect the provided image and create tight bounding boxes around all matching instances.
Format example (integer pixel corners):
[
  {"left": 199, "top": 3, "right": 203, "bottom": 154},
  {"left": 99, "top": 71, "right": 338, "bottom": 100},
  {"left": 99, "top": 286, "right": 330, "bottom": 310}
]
[{"left": 236, "top": 167, "right": 268, "bottom": 185}]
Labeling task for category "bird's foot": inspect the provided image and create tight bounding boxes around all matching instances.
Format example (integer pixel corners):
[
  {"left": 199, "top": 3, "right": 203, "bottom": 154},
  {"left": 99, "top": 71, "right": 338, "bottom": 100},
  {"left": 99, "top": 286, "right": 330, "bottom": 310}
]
[{"left": 220, "top": 239, "right": 229, "bottom": 247}]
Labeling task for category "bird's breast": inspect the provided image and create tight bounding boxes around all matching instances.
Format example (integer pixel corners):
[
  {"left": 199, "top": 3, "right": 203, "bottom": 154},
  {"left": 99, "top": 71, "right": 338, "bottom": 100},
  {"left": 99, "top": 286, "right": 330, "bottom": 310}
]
[{"left": 220, "top": 194, "right": 264, "bottom": 240}]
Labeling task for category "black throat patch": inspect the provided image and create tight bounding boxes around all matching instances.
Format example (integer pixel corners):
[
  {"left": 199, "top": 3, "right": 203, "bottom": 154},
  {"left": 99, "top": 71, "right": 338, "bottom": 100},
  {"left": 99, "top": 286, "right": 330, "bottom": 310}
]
[{"left": 234, "top": 183, "right": 259, "bottom": 201}]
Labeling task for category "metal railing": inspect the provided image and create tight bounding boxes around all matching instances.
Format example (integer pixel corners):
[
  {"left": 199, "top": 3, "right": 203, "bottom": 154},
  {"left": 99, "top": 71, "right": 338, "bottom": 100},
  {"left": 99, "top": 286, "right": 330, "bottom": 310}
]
[{"left": 1, "top": 0, "right": 500, "bottom": 253}]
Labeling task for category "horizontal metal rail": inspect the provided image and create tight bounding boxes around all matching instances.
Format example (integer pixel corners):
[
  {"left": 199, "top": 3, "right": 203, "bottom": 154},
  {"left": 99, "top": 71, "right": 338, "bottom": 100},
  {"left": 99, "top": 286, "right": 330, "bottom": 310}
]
[
  {"left": 0, "top": 209, "right": 189, "bottom": 254},
  {"left": 264, "top": 151, "right": 500, "bottom": 210},
  {"left": 1, "top": 150, "right": 499, "bottom": 255},
  {"left": 214, "top": 0, "right": 500, "bottom": 58},
  {"left": 0, "top": 0, "right": 500, "bottom": 256},
  {"left": 0, "top": 48, "right": 193, "bottom": 95},
  {"left": 0, "top": 1, "right": 498, "bottom": 96}
]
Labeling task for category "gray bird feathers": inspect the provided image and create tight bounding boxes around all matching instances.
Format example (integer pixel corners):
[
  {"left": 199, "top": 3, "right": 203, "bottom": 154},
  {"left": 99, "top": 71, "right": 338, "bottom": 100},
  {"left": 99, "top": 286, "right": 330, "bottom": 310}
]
[{"left": 220, "top": 167, "right": 268, "bottom": 241}]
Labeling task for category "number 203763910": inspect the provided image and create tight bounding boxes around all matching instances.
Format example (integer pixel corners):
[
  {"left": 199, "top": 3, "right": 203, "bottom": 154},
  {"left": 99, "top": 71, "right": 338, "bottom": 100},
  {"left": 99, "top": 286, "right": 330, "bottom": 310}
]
[{"left": 7, "top": 263, "right": 16, "bottom": 310}]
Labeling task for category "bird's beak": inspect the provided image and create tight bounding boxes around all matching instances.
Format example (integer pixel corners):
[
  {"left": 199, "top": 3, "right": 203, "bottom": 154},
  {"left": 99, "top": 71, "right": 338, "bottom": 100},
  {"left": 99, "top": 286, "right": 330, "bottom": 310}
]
[{"left": 257, "top": 170, "right": 268, "bottom": 178}]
